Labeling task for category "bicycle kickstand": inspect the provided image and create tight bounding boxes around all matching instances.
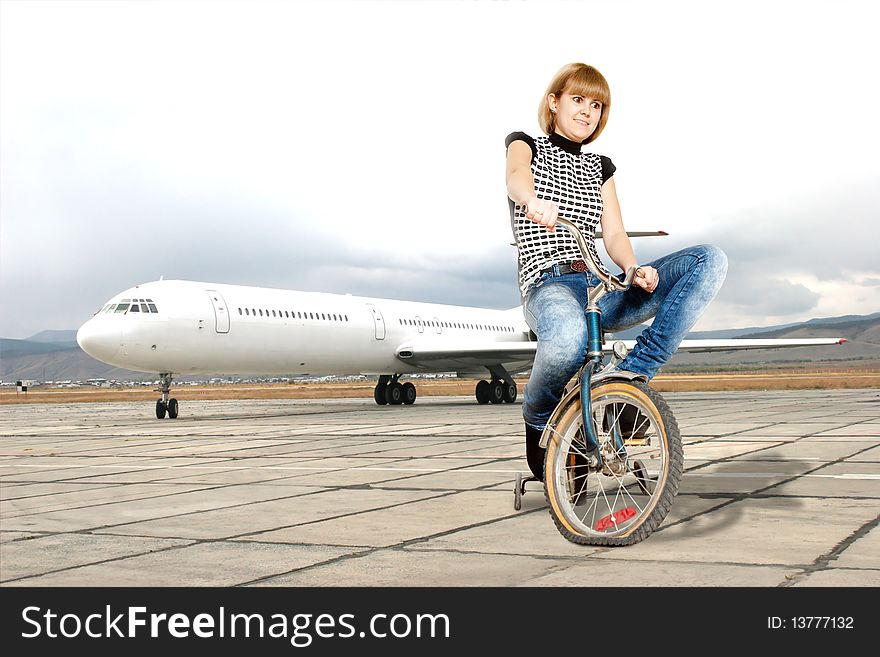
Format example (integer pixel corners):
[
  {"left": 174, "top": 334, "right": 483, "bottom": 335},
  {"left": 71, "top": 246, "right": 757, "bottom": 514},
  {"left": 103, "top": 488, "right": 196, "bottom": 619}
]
[{"left": 514, "top": 472, "right": 541, "bottom": 510}]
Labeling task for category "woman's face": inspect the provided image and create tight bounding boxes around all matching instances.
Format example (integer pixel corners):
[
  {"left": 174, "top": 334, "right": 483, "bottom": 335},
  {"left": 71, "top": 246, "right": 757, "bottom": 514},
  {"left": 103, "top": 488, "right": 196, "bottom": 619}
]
[{"left": 549, "top": 92, "right": 603, "bottom": 143}]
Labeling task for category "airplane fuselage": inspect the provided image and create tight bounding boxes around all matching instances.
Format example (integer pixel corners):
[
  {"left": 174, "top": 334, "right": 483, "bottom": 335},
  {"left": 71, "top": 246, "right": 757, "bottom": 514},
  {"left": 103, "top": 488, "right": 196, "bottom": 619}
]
[{"left": 76, "top": 279, "right": 532, "bottom": 377}]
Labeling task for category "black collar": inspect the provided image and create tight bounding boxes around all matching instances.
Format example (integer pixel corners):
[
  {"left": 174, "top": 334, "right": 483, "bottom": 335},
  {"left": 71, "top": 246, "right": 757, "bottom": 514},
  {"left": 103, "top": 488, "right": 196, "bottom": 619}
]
[{"left": 549, "top": 132, "right": 584, "bottom": 155}]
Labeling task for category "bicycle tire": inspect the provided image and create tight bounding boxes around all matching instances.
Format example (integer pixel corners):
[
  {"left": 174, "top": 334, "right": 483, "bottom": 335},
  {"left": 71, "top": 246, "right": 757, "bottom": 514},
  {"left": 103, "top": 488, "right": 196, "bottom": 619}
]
[{"left": 543, "top": 379, "right": 682, "bottom": 546}]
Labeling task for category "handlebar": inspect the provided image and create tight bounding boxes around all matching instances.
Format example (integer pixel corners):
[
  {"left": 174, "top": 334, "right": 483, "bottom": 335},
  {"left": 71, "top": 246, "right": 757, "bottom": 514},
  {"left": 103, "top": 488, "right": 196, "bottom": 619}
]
[{"left": 553, "top": 217, "right": 638, "bottom": 294}]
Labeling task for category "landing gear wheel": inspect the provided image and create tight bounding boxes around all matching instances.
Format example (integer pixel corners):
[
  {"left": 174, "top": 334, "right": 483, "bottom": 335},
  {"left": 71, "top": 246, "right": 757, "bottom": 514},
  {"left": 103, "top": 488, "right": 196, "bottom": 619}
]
[
  {"left": 475, "top": 380, "right": 491, "bottom": 404},
  {"left": 544, "top": 380, "right": 682, "bottom": 547},
  {"left": 503, "top": 381, "right": 517, "bottom": 403},
  {"left": 385, "top": 382, "right": 404, "bottom": 405},
  {"left": 402, "top": 382, "right": 417, "bottom": 405},
  {"left": 489, "top": 380, "right": 505, "bottom": 404},
  {"left": 374, "top": 382, "right": 388, "bottom": 405},
  {"left": 155, "top": 373, "right": 175, "bottom": 420}
]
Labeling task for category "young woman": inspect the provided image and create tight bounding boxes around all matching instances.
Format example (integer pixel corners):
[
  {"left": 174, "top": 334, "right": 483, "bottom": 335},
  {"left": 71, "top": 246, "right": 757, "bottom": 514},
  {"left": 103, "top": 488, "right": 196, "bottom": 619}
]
[{"left": 506, "top": 63, "right": 728, "bottom": 481}]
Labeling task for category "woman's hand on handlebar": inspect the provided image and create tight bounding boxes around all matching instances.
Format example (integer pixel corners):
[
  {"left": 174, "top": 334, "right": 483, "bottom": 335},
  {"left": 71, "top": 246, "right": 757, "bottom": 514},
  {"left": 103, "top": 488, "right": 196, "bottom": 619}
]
[
  {"left": 633, "top": 265, "right": 659, "bottom": 293},
  {"left": 523, "top": 196, "right": 559, "bottom": 232}
]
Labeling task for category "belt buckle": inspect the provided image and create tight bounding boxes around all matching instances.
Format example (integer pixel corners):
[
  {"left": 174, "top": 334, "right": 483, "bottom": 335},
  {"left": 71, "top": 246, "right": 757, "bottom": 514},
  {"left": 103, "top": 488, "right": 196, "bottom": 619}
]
[{"left": 570, "top": 260, "right": 588, "bottom": 273}]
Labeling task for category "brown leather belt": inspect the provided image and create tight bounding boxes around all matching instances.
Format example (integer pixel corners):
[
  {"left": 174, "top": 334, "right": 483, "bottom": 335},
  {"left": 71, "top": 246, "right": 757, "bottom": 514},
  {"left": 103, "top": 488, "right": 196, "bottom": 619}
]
[{"left": 539, "top": 260, "right": 589, "bottom": 276}]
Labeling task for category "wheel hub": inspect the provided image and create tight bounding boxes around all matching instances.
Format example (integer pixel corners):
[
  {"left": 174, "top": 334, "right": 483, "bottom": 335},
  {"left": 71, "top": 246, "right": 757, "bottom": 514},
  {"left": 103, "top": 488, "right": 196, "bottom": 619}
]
[{"left": 599, "top": 441, "right": 627, "bottom": 476}]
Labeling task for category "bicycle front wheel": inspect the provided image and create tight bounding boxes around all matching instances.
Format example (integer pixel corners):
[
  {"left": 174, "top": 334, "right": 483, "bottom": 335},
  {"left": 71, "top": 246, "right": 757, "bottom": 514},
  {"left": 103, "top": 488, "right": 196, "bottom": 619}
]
[{"left": 544, "top": 380, "right": 682, "bottom": 546}]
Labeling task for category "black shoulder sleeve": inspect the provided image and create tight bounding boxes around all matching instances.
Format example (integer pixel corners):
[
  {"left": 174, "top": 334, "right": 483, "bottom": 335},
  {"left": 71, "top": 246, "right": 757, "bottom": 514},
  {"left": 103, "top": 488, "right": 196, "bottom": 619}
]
[
  {"left": 505, "top": 131, "right": 536, "bottom": 164},
  {"left": 600, "top": 155, "right": 616, "bottom": 184}
]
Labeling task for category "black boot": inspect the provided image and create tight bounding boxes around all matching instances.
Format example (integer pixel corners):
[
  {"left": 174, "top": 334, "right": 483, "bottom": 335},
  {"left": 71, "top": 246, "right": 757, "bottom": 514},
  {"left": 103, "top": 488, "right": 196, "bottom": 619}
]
[
  {"left": 525, "top": 424, "right": 545, "bottom": 481},
  {"left": 603, "top": 404, "right": 647, "bottom": 440}
]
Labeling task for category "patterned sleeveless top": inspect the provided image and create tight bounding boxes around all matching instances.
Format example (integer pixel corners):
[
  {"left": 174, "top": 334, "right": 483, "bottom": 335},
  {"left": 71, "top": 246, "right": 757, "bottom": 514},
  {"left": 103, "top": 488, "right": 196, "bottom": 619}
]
[{"left": 506, "top": 131, "right": 615, "bottom": 298}]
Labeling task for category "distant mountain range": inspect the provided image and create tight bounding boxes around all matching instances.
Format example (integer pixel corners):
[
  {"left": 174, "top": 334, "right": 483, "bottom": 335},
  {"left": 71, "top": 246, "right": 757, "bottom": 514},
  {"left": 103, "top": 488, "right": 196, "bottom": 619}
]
[
  {"left": 2, "top": 312, "right": 879, "bottom": 383},
  {"left": 26, "top": 329, "right": 80, "bottom": 344}
]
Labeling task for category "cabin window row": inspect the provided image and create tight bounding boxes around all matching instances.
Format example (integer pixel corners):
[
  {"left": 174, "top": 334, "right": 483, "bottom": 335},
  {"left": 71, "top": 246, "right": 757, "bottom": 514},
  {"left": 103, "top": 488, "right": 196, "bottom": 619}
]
[
  {"left": 103, "top": 298, "right": 158, "bottom": 314},
  {"left": 237, "top": 307, "right": 349, "bottom": 322},
  {"left": 398, "top": 318, "right": 513, "bottom": 332}
]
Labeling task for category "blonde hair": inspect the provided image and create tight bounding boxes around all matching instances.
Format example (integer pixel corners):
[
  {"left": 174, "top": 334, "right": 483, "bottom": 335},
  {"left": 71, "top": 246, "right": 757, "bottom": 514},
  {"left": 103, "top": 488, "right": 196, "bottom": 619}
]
[{"left": 538, "top": 63, "right": 611, "bottom": 144}]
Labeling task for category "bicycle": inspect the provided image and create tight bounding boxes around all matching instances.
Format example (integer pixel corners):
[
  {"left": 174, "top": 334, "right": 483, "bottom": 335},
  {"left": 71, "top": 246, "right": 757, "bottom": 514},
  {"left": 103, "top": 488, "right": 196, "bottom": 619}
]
[{"left": 514, "top": 217, "right": 683, "bottom": 546}]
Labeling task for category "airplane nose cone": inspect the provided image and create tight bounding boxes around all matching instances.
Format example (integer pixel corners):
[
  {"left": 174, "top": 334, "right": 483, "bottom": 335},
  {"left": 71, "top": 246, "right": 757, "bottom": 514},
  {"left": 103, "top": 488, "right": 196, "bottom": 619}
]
[{"left": 77, "top": 318, "right": 122, "bottom": 364}]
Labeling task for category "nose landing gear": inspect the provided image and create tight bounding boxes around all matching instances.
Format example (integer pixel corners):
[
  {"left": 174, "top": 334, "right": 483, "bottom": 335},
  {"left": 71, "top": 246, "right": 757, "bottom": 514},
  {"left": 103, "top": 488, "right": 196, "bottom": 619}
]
[{"left": 155, "top": 372, "right": 179, "bottom": 419}]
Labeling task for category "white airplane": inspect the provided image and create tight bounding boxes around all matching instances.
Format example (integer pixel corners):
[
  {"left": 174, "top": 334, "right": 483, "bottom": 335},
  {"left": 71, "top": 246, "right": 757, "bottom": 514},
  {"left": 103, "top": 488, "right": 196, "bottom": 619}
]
[{"left": 76, "top": 277, "right": 846, "bottom": 419}]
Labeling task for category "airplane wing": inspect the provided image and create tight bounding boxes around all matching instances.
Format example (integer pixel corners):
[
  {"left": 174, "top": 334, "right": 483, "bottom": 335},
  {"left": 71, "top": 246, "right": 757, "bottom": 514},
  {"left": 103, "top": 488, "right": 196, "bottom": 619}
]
[
  {"left": 509, "top": 230, "right": 667, "bottom": 247},
  {"left": 596, "top": 230, "right": 668, "bottom": 238},
  {"left": 674, "top": 338, "right": 847, "bottom": 353},
  {"left": 395, "top": 337, "right": 846, "bottom": 370}
]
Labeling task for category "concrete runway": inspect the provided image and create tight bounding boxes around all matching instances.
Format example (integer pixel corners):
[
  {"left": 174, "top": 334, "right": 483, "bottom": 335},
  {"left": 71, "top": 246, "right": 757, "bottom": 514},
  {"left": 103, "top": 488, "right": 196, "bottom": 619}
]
[{"left": 1, "top": 389, "right": 878, "bottom": 587}]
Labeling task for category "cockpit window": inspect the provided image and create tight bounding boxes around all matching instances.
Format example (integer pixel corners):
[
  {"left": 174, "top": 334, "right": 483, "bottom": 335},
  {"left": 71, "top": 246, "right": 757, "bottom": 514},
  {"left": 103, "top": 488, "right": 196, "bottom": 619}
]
[{"left": 103, "top": 297, "right": 160, "bottom": 314}]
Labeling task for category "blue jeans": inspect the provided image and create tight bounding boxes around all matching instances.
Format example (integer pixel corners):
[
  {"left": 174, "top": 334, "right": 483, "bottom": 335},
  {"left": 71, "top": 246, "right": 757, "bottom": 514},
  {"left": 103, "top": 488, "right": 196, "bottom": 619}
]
[{"left": 522, "top": 244, "right": 728, "bottom": 430}]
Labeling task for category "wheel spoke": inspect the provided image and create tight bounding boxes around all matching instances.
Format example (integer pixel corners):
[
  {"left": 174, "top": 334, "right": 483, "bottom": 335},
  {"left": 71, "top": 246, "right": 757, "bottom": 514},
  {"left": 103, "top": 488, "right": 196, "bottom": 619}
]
[
  {"left": 602, "top": 464, "right": 648, "bottom": 515},
  {"left": 631, "top": 413, "right": 652, "bottom": 440}
]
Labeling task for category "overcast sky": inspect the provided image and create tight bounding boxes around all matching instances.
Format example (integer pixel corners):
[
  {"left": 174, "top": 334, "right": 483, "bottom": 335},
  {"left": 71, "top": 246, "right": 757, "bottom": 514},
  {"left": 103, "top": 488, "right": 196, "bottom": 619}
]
[{"left": 1, "top": 0, "right": 878, "bottom": 339}]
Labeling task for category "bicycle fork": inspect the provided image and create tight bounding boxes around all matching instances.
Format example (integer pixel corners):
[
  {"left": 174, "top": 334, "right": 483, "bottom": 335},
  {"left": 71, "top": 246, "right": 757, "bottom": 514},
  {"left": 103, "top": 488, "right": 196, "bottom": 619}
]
[{"left": 579, "top": 306, "right": 626, "bottom": 470}]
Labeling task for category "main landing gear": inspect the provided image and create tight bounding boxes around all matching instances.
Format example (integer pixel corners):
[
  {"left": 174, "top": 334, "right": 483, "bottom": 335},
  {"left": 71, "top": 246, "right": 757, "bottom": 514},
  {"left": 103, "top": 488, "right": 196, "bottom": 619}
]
[
  {"left": 374, "top": 374, "right": 417, "bottom": 406},
  {"left": 474, "top": 379, "right": 517, "bottom": 404},
  {"left": 474, "top": 365, "right": 518, "bottom": 405},
  {"left": 155, "top": 372, "right": 179, "bottom": 419},
  {"left": 372, "top": 368, "right": 519, "bottom": 406}
]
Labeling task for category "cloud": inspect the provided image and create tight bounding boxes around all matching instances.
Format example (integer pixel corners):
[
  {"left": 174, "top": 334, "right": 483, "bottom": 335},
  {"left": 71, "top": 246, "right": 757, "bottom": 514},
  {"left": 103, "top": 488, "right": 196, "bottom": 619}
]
[
  {"left": 599, "top": 178, "right": 879, "bottom": 328},
  {"left": 717, "top": 272, "right": 820, "bottom": 316},
  {"left": 301, "top": 245, "right": 521, "bottom": 310},
  {"left": 0, "top": 176, "right": 522, "bottom": 337},
  {"left": 2, "top": 0, "right": 879, "bottom": 338}
]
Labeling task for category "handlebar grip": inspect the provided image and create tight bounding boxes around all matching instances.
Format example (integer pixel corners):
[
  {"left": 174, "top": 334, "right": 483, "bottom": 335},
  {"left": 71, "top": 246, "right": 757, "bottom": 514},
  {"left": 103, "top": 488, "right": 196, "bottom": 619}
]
[
  {"left": 621, "top": 265, "right": 638, "bottom": 290},
  {"left": 553, "top": 217, "right": 634, "bottom": 292}
]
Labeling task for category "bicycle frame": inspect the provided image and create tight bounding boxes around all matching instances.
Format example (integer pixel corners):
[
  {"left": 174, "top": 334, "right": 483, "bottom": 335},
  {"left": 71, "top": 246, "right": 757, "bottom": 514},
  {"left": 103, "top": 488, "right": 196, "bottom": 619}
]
[{"left": 546, "top": 218, "right": 638, "bottom": 470}]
